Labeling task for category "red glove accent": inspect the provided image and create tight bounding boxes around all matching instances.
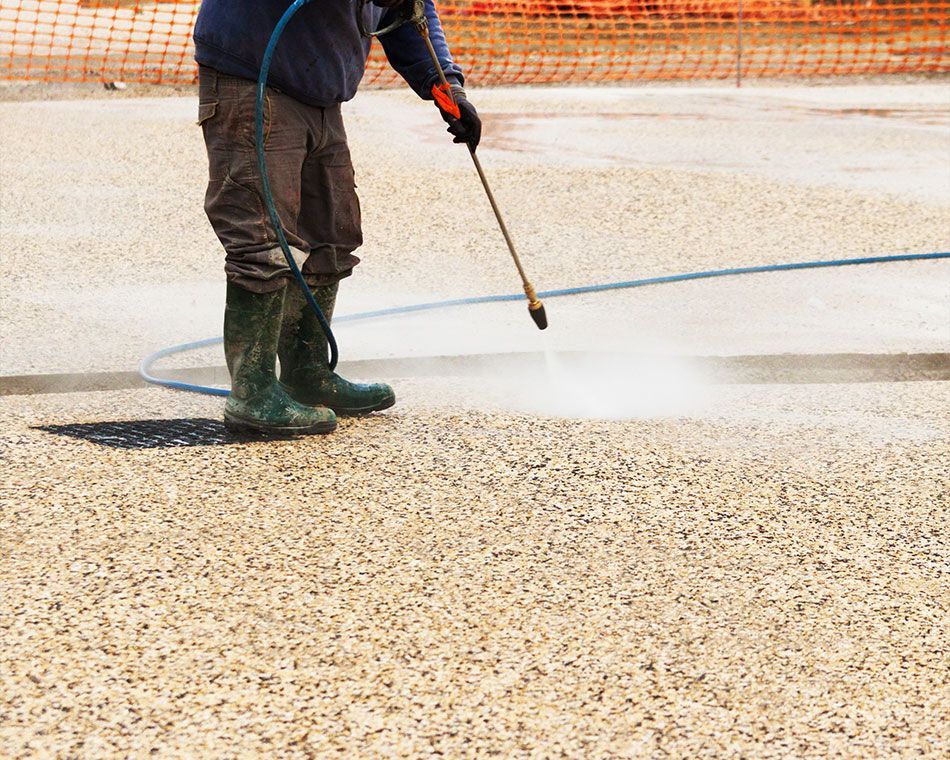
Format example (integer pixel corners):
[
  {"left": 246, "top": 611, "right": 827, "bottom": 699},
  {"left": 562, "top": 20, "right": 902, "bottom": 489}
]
[{"left": 431, "top": 82, "right": 461, "bottom": 120}]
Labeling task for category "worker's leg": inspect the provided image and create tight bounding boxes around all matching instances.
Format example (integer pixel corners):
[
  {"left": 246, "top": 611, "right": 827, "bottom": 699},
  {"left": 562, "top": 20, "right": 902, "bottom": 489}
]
[
  {"left": 279, "top": 104, "right": 395, "bottom": 415},
  {"left": 223, "top": 283, "right": 335, "bottom": 435},
  {"left": 198, "top": 65, "right": 335, "bottom": 434},
  {"left": 296, "top": 104, "right": 363, "bottom": 286},
  {"left": 199, "top": 65, "right": 312, "bottom": 292},
  {"left": 279, "top": 280, "right": 395, "bottom": 415}
]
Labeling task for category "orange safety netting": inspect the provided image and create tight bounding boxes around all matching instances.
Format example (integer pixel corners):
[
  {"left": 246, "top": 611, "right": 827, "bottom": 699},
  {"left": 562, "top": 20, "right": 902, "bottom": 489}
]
[{"left": 0, "top": 1, "right": 946, "bottom": 87}]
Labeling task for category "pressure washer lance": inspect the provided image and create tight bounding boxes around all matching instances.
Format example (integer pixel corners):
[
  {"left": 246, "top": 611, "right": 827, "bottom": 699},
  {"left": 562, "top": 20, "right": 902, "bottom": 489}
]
[
  {"left": 360, "top": 0, "right": 547, "bottom": 330},
  {"left": 421, "top": 29, "right": 547, "bottom": 329}
]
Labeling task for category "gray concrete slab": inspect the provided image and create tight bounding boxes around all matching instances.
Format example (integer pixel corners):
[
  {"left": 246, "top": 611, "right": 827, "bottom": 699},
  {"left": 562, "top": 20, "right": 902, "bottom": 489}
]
[
  {"left": 1, "top": 85, "right": 948, "bottom": 376},
  {"left": 1, "top": 83, "right": 948, "bottom": 757}
]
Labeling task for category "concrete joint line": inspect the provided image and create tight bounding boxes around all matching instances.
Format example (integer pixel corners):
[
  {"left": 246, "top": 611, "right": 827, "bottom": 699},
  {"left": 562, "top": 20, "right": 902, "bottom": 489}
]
[{"left": 1, "top": 353, "right": 948, "bottom": 397}]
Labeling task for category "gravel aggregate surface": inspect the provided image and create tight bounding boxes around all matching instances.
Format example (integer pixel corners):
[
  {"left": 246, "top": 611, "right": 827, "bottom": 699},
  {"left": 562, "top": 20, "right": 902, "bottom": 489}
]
[
  {"left": 1, "top": 83, "right": 948, "bottom": 757},
  {"left": 1, "top": 380, "right": 948, "bottom": 757}
]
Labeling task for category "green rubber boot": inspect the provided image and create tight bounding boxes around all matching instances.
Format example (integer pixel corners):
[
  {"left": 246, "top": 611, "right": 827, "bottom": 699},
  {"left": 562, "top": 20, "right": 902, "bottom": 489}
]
[
  {"left": 278, "top": 282, "right": 396, "bottom": 415},
  {"left": 223, "top": 283, "right": 337, "bottom": 436}
]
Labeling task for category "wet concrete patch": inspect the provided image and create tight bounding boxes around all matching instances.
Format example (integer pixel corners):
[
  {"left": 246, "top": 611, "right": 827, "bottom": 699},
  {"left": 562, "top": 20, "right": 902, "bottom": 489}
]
[
  {"left": 341, "top": 351, "right": 950, "bottom": 385},
  {"left": 0, "top": 366, "right": 227, "bottom": 396},
  {"left": 4, "top": 352, "right": 948, "bottom": 398}
]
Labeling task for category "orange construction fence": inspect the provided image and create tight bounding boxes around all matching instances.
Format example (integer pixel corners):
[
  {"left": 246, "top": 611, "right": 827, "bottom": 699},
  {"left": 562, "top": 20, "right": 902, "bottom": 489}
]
[{"left": 0, "top": 1, "right": 946, "bottom": 87}]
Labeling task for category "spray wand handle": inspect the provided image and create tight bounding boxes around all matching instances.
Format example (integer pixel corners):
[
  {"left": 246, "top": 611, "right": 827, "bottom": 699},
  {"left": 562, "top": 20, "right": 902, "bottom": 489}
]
[{"left": 415, "top": 17, "right": 547, "bottom": 329}]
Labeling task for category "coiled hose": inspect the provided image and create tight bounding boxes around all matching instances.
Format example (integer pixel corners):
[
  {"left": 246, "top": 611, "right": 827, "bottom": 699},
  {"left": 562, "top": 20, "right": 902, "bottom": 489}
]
[{"left": 140, "top": 251, "right": 950, "bottom": 397}]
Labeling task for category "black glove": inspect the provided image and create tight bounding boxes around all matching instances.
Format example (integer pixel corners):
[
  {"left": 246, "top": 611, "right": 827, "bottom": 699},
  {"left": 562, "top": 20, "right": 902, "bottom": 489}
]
[
  {"left": 372, "top": 0, "right": 404, "bottom": 7},
  {"left": 431, "top": 82, "right": 481, "bottom": 151}
]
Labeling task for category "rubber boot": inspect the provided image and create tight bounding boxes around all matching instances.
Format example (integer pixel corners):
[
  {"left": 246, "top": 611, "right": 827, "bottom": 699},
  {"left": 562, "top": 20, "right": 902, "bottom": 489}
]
[
  {"left": 278, "top": 282, "right": 396, "bottom": 415},
  {"left": 223, "top": 282, "right": 337, "bottom": 435}
]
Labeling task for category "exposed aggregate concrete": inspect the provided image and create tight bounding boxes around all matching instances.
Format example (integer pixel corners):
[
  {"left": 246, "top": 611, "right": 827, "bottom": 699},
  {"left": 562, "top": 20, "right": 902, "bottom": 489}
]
[
  {"left": 1, "top": 83, "right": 948, "bottom": 757},
  {"left": 1, "top": 381, "right": 948, "bottom": 757}
]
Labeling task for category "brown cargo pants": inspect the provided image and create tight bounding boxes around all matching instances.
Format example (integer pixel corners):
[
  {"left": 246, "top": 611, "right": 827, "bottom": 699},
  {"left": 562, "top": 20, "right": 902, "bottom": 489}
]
[{"left": 198, "top": 65, "right": 362, "bottom": 293}]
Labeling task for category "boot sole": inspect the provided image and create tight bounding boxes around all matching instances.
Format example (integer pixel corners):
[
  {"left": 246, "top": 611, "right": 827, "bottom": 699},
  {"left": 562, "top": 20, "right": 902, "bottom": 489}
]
[
  {"left": 224, "top": 413, "right": 336, "bottom": 437},
  {"left": 331, "top": 393, "right": 396, "bottom": 417}
]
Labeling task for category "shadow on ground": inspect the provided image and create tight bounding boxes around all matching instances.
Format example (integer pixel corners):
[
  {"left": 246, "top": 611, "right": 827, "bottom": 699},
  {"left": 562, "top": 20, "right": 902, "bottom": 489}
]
[{"left": 33, "top": 418, "right": 255, "bottom": 449}]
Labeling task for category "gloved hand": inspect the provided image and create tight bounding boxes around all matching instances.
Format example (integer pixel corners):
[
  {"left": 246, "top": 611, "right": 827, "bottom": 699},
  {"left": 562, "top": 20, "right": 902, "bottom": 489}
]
[
  {"left": 372, "top": 0, "right": 404, "bottom": 7},
  {"left": 431, "top": 82, "right": 481, "bottom": 151}
]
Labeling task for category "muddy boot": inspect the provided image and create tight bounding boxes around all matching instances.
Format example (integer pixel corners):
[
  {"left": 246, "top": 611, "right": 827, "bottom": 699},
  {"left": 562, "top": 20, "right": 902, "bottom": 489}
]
[
  {"left": 223, "top": 283, "right": 337, "bottom": 435},
  {"left": 279, "top": 282, "right": 396, "bottom": 415}
]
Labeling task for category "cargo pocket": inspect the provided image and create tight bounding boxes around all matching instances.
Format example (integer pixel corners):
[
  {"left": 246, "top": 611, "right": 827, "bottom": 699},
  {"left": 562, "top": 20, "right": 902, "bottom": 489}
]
[
  {"left": 204, "top": 170, "right": 270, "bottom": 251},
  {"left": 196, "top": 100, "right": 217, "bottom": 127}
]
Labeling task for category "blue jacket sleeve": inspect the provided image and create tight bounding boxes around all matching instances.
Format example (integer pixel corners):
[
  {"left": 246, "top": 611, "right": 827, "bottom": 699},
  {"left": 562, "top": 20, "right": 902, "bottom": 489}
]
[{"left": 379, "top": 0, "right": 464, "bottom": 99}]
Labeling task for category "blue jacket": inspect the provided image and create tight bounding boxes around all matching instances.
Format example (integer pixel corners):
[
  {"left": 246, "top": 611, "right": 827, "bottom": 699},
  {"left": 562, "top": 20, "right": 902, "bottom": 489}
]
[{"left": 194, "top": 0, "right": 463, "bottom": 107}]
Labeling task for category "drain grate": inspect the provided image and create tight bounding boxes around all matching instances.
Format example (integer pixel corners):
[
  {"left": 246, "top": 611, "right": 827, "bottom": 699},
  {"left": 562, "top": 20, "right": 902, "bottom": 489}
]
[{"left": 34, "top": 418, "right": 256, "bottom": 450}]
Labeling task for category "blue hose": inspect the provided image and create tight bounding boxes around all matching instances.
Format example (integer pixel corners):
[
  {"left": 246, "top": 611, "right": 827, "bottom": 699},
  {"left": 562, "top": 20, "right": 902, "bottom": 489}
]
[
  {"left": 257, "top": 0, "right": 339, "bottom": 371},
  {"left": 139, "top": 251, "right": 950, "bottom": 397}
]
